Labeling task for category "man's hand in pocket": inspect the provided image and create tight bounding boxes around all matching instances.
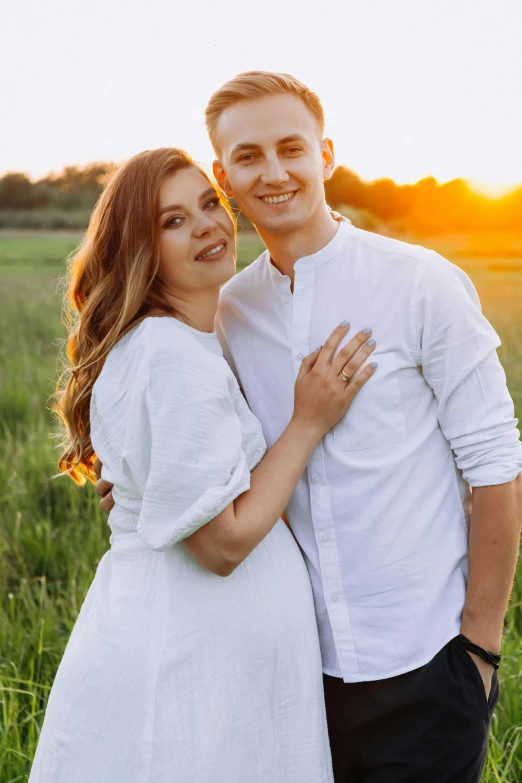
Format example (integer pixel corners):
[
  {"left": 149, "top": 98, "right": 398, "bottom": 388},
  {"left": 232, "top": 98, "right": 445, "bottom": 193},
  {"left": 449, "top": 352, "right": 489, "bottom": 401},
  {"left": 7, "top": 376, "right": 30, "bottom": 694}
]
[{"left": 466, "top": 651, "right": 494, "bottom": 700}]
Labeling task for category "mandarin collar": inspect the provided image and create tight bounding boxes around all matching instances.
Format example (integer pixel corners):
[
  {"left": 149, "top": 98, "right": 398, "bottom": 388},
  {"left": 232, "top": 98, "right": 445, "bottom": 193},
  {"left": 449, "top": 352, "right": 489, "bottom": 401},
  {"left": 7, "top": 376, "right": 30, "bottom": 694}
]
[
  {"left": 265, "top": 219, "right": 351, "bottom": 281},
  {"left": 293, "top": 220, "right": 350, "bottom": 270}
]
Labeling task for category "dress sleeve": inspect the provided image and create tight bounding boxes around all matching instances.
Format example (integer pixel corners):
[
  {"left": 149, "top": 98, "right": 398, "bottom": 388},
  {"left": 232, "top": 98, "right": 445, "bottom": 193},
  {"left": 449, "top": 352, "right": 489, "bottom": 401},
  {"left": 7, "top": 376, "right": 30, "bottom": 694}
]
[
  {"left": 136, "top": 342, "right": 251, "bottom": 551},
  {"left": 413, "top": 253, "right": 522, "bottom": 486}
]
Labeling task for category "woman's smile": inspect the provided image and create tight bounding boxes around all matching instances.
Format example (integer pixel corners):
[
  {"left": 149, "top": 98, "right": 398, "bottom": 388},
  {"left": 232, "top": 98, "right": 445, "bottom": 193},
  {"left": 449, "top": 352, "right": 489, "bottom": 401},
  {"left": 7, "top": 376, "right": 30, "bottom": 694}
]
[{"left": 195, "top": 240, "right": 228, "bottom": 261}]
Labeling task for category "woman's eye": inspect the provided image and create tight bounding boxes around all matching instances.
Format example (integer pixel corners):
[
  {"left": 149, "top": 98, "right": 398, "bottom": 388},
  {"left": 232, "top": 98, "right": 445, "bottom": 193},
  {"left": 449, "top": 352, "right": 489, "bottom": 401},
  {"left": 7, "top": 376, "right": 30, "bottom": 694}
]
[
  {"left": 204, "top": 198, "right": 219, "bottom": 210},
  {"left": 164, "top": 216, "right": 183, "bottom": 229}
]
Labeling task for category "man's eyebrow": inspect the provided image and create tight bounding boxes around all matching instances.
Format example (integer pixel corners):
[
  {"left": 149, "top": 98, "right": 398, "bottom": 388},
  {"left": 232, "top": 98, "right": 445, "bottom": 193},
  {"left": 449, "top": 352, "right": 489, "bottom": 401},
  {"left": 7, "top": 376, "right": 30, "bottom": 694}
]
[
  {"left": 158, "top": 187, "right": 218, "bottom": 217},
  {"left": 230, "top": 134, "right": 307, "bottom": 157},
  {"left": 230, "top": 142, "right": 262, "bottom": 155},
  {"left": 277, "top": 134, "right": 307, "bottom": 145}
]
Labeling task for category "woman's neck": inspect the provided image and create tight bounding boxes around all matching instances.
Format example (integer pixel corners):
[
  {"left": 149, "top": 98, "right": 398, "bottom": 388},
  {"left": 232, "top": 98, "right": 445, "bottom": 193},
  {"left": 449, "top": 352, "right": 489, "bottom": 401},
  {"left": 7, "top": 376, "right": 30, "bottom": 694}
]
[{"left": 161, "top": 287, "right": 220, "bottom": 334}]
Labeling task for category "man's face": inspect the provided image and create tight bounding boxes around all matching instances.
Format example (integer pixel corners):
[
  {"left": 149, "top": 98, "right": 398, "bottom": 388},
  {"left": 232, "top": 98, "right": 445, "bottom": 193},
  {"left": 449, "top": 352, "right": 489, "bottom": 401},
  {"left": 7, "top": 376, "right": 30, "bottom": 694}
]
[{"left": 213, "top": 94, "right": 334, "bottom": 236}]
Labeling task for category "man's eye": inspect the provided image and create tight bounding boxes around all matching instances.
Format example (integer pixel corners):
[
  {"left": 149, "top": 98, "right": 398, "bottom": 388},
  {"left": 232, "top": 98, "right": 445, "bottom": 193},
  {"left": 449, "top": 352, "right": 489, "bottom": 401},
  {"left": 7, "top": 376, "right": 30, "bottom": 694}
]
[
  {"left": 285, "top": 147, "right": 302, "bottom": 155},
  {"left": 238, "top": 154, "right": 256, "bottom": 163}
]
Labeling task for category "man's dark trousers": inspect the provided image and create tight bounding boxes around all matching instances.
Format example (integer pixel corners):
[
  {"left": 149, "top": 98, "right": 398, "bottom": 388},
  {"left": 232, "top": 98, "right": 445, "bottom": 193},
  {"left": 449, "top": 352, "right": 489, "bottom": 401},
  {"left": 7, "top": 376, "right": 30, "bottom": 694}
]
[{"left": 323, "top": 636, "right": 499, "bottom": 783}]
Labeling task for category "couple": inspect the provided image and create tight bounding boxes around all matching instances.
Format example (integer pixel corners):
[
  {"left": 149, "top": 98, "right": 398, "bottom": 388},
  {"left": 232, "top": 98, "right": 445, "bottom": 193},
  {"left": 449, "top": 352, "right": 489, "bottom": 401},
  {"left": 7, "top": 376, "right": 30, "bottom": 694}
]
[{"left": 30, "top": 72, "right": 522, "bottom": 782}]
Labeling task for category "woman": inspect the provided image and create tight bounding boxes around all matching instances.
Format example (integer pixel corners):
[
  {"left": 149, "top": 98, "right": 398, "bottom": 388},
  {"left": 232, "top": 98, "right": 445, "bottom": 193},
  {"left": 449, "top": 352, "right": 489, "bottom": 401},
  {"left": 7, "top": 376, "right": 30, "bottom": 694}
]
[{"left": 29, "top": 148, "right": 376, "bottom": 782}]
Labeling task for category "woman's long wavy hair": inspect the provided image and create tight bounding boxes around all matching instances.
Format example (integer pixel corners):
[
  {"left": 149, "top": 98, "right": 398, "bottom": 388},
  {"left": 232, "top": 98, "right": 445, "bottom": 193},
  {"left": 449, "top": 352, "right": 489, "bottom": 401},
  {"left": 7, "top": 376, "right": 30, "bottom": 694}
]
[{"left": 53, "top": 148, "right": 229, "bottom": 487}]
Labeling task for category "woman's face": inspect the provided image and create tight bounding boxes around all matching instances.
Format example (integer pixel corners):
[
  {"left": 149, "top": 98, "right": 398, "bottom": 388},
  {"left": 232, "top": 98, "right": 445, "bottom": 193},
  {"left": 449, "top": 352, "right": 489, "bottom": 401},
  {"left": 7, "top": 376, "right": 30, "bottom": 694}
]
[{"left": 157, "top": 167, "right": 236, "bottom": 295}]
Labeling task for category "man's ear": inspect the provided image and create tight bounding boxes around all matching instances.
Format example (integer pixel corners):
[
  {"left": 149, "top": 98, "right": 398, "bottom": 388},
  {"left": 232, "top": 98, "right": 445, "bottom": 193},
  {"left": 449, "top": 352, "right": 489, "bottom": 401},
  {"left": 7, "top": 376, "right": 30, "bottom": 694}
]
[
  {"left": 321, "top": 138, "right": 335, "bottom": 182},
  {"left": 213, "top": 160, "right": 235, "bottom": 198}
]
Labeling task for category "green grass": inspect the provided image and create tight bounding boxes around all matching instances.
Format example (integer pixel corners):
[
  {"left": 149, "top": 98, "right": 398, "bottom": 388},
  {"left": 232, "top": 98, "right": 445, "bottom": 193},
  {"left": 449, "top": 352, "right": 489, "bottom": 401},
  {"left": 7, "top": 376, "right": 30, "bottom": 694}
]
[
  {"left": 0, "top": 230, "right": 264, "bottom": 274},
  {"left": 0, "top": 231, "right": 521, "bottom": 782}
]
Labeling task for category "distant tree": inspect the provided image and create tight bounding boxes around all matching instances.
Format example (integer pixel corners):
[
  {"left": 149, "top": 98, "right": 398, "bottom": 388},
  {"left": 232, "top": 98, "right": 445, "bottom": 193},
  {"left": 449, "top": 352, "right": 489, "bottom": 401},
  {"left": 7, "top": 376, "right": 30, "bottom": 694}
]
[
  {"left": 41, "top": 163, "right": 113, "bottom": 210},
  {"left": 0, "top": 173, "right": 40, "bottom": 209},
  {"left": 325, "top": 166, "right": 366, "bottom": 210}
]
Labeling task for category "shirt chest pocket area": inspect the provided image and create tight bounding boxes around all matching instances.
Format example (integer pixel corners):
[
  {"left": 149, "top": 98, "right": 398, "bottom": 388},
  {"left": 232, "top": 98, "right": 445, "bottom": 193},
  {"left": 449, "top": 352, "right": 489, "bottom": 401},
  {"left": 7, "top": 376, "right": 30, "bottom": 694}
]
[{"left": 333, "top": 351, "right": 407, "bottom": 451}]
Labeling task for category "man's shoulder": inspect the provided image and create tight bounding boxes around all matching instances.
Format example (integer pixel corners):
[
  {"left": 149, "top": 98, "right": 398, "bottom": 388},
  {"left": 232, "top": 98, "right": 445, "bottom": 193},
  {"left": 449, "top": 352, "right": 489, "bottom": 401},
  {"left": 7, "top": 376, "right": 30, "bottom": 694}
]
[
  {"left": 346, "top": 226, "right": 468, "bottom": 288},
  {"left": 347, "top": 225, "right": 434, "bottom": 266}
]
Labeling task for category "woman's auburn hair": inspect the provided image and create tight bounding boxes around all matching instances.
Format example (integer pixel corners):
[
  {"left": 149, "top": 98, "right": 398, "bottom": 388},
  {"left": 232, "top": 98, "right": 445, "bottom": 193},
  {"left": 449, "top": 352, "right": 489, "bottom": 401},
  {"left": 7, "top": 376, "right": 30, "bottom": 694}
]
[{"left": 53, "top": 147, "right": 232, "bottom": 487}]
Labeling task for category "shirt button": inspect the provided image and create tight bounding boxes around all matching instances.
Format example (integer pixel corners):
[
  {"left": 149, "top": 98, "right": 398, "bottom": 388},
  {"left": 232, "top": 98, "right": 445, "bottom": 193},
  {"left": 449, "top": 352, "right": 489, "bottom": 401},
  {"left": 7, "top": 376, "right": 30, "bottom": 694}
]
[
  {"left": 283, "top": 296, "right": 290, "bottom": 304},
  {"left": 330, "top": 594, "right": 339, "bottom": 603},
  {"left": 321, "top": 534, "right": 330, "bottom": 542},
  {"left": 312, "top": 475, "right": 320, "bottom": 484},
  {"left": 297, "top": 353, "right": 304, "bottom": 360}
]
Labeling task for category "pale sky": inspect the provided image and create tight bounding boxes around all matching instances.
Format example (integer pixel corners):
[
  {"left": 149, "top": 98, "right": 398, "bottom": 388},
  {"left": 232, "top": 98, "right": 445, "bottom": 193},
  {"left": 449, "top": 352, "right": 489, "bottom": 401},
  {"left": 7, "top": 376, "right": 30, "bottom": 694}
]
[{"left": 2, "top": 0, "right": 521, "bottom": 191}]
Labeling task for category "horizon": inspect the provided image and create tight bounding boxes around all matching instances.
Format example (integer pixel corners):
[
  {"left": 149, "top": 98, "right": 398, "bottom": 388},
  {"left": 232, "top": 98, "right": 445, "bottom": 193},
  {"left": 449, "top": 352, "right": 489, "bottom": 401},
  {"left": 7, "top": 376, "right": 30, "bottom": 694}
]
[{"left": 1, "top": 162, "right": 520, "bottom": 201}]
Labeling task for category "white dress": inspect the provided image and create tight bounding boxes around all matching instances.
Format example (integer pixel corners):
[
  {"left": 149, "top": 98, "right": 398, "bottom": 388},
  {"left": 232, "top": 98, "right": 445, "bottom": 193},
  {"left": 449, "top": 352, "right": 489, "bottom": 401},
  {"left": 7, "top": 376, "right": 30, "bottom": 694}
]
[{"left": 29, "top": 317, "right": 333, "bottom": 783}]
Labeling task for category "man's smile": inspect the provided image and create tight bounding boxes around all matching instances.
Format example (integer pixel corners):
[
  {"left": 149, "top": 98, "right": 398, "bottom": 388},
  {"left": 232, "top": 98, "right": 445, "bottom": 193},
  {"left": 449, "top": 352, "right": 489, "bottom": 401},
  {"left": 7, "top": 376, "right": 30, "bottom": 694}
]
[{"left": 258, "top": 190, "right": 297, "bottom": 204}]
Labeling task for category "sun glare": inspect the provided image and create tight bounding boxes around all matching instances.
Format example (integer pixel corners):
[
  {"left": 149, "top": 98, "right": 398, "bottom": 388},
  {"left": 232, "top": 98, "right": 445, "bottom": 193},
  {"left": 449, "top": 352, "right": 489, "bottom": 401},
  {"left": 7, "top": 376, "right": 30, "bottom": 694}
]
[{"left": 466, "top": 180, "right": 519, "bottom": 199}]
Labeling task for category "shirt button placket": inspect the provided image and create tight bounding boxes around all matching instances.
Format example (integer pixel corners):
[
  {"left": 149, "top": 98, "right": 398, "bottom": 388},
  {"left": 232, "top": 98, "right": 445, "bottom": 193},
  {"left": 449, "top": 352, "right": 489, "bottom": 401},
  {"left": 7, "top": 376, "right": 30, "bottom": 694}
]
[
  {"left": 292, "top": 266, "right": 313, "bottom": 373},
  {"left": 307, "top": 451, "right": 358, "bottom": 680}
]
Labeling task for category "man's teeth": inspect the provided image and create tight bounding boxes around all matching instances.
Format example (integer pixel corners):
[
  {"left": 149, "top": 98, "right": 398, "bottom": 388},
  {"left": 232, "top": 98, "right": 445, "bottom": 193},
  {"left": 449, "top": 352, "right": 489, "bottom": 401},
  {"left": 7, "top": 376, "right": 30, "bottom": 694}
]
[
  {"left": 197, "top": 243, "right": 225, "bottom": 260},
  {"left": 261, "top": 192, "right": 296, "bottom": 204}
]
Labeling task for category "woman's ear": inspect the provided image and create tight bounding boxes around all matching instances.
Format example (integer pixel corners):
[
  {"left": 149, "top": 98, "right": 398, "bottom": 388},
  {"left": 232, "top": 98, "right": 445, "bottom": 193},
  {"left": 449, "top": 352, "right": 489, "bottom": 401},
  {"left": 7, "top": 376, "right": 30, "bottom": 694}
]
[{"left": 213, "top": 160, "right": 235, "bottom": 198}]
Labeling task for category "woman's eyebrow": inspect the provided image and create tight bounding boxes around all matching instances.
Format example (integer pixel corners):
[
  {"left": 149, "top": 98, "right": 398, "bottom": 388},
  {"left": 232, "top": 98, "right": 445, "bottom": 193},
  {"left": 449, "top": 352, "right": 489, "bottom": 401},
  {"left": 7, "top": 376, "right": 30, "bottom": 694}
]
[
  {"left": 158, "top": 188, "right": 217, "bottom": 217},
  {"left": 158, "top": 202, "right": 183, "bottom": 216},
  {"left": 199, "top": 187, "right": 218, "bottom": 202}
]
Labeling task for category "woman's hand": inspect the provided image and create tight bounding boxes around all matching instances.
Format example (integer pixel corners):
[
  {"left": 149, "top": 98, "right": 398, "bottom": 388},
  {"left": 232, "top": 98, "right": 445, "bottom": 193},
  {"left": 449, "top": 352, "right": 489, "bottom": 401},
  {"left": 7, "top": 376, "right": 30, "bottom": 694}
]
[{"left": 292, "top": 322, "right": 376, "bottom": 439}]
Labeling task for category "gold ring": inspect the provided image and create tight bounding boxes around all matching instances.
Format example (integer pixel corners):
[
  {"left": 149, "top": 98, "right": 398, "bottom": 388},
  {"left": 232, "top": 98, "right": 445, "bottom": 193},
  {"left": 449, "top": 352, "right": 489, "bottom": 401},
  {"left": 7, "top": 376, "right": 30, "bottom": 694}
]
[{"left": 340, "top": 370, "right": 350, "bottom": 383}]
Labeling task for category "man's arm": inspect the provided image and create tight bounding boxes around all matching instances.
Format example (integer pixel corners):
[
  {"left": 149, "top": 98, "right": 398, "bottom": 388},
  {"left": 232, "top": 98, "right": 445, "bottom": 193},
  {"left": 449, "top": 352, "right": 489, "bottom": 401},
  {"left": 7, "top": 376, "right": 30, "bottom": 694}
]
[
  {"left": 461, "top": 476, "right": 522, "bottom": 694},
  {"left": 94, "top": 458, "right": 114, "bottom": 513},
  {"left": 414, "top": 254, "right": 522, "bottom": 696}
]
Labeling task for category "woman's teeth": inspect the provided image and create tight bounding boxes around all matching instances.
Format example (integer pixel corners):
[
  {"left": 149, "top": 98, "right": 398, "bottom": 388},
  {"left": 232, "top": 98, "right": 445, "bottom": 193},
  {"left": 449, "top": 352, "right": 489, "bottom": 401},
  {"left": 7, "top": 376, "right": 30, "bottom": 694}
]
[
  {"left": 260, "top": 191, "right": 296, "bottom": 204},
  {"left": 197, "top": 243, "right": 225, "bottom": 260}
]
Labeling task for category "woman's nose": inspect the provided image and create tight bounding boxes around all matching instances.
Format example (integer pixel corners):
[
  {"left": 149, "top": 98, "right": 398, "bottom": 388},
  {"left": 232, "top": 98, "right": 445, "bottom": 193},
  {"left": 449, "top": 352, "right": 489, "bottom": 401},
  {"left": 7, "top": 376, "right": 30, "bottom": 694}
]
[{"left": 193, "top": 212, "right": 217, "bottom": 236}]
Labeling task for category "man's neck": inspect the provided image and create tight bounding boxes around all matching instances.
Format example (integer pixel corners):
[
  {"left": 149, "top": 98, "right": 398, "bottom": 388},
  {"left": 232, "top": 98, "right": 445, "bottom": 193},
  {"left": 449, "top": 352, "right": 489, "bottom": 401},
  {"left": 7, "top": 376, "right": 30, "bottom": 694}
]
[{"left": 256, "top": 204, "right": 338, "bottom": 286}]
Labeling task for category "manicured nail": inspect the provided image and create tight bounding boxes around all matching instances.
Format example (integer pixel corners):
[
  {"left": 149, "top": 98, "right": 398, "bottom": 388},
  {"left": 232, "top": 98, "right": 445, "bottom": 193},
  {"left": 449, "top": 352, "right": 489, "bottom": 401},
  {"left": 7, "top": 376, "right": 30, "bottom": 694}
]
[
  {"left": 371, "top": 361, "right": 378, "bottom": 369},
  {"left": 340, "top": 320, "right": 349, "bottom": 327},
  {"left": 363, "top": 327, "right": 372, "bottom": 334},
  {"left": 368, "top": 338, "right": 376, "bottom": 346}
]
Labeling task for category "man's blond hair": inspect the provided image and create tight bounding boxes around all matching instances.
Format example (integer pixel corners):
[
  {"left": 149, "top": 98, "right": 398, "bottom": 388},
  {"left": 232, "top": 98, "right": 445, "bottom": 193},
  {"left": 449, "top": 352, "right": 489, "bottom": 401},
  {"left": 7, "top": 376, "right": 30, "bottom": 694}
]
[{"left": 205, "top": 71, "right": 325, "bottom": 153}]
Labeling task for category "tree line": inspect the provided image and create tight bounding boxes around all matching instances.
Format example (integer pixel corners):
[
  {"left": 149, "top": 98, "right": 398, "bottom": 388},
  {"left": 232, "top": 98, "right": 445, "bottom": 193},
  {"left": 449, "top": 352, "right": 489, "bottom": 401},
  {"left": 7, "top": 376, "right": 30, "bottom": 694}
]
[
  {"left": 0, "top": 163, "right": 521, "bottom": 234},
  {"left": 325, "top": 167, "right": 522, "bottom": 234}
]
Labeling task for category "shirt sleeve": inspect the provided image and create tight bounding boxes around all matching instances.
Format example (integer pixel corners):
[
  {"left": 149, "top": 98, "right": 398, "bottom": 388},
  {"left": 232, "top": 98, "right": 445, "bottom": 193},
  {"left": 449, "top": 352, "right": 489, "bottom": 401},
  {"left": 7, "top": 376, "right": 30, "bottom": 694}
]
[
  {"left": 136, "top": 343, "right": 251, "bottom": 551},
  {"left": 413, "top": 252, "right": 522, "bottom": 487}
]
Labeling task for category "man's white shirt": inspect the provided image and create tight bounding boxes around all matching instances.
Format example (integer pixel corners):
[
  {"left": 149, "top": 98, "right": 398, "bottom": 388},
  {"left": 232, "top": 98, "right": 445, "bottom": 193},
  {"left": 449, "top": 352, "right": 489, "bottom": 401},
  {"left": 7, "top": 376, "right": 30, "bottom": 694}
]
[{"left": 215, "top": 220, "right": 522, "bottom": 683}]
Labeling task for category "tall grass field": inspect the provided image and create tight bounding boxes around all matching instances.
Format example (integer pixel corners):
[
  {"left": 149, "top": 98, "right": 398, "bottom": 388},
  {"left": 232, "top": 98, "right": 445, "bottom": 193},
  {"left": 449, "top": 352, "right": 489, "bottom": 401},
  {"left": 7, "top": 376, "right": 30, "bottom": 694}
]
[{"left": 1, "top": 231, "right": 521, "bottom": 782}]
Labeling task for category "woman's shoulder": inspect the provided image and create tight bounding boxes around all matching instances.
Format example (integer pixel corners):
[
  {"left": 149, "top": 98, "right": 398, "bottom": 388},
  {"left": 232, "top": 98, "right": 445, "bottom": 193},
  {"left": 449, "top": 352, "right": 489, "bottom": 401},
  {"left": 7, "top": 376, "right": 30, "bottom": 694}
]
[
  {"left": 141, "top": 317, "right": 233, "bottom": 393},
  {"left": 139, "top": 317, "right": 220, "bottom": 365},
  {"left": 94, "top": 317, "right": 230, "bottom": 403}
]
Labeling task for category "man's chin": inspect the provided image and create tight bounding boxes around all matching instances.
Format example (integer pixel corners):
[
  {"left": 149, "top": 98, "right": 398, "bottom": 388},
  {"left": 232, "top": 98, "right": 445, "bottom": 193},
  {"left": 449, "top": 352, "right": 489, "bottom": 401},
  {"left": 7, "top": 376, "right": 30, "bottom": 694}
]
[{"left": 251, "top": 211, "right": 307, "bottom": 237}]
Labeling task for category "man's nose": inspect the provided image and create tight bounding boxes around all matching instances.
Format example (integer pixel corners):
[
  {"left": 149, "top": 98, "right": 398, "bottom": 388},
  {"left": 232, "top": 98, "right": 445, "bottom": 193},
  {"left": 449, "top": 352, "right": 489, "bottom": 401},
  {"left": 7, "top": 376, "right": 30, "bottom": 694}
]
[{"left": 260, "top": 154, "right": 289, "bottom": 187}]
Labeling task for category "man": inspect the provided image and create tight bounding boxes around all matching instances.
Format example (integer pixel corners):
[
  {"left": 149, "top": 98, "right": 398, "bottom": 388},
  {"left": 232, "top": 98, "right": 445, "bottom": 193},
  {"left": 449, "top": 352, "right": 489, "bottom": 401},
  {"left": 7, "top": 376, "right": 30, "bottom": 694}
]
[
  {"left": 208, "top": 72, "right": 522, "bottom": 782},
  {"left": 98, "top": 72, "right": 522, "bottom": 781}
]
